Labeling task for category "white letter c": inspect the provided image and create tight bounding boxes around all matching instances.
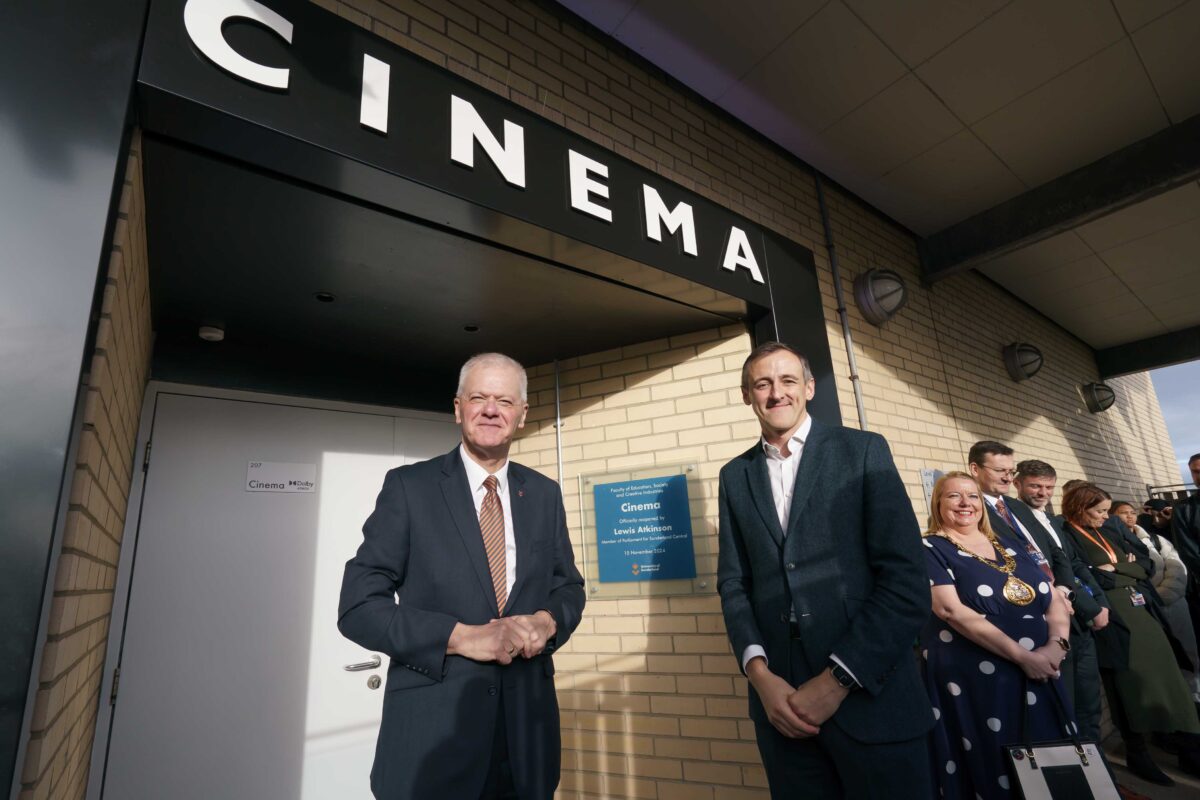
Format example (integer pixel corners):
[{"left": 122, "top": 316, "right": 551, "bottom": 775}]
[{"left": 184, "top": 0, "right": 294, "bottom": 90}]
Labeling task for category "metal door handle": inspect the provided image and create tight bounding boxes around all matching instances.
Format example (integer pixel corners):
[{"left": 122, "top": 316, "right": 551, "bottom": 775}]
[{"left": 344, "top": 655, "right": 381, "bottom": 672}]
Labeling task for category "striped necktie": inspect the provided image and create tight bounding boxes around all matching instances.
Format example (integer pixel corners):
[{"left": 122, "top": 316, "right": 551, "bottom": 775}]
[
  {"left": 997, "top": 498, "right": 1053, "bottom": 581},
  {"left": 480, "top": 475, "right": 507, "bottom": 613}
]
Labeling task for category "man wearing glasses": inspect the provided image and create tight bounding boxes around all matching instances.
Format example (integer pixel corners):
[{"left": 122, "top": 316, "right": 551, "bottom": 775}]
[{"left": 967, "top": 441, "right": 1075, "bottom": 617}]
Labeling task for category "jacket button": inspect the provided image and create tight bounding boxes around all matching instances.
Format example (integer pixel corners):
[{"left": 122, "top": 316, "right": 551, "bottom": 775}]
[
  {"left": 786, "top": 562, "right": 797, "bottom": 570},
  {"left": 488, "top": 686, "right": 498, "bottom": 696}
]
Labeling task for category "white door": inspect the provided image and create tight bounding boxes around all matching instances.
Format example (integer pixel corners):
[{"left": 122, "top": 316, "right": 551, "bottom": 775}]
[{"left": 101, "top": 391, "right": 459, "bottom": 800}]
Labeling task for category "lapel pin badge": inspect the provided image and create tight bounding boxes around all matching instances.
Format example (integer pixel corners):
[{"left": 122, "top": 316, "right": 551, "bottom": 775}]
[{"left": 518, "top": 489, "right": 525, "bottom": 497}]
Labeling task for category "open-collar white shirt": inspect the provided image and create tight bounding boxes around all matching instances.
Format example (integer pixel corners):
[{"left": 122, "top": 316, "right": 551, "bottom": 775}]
[
  {"left": 459, "top": 443, "right": 517, "bottom": 596},
  {"left": 761, "top": 414, "right": 813, "bottom": 532},
  {"left": 1027, "top": 505, "right": 1064, "bottom": 549}
]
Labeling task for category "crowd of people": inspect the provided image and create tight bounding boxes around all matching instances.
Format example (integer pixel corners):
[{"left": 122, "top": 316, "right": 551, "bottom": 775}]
[{"left": 922, "top": 444, "right": 1200, "bottom": 797}]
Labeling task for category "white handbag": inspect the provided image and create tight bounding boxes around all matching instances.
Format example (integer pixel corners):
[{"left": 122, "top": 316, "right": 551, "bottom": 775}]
[{"left": 1003, "top": 680, "right": 1120, "bottom": 799}]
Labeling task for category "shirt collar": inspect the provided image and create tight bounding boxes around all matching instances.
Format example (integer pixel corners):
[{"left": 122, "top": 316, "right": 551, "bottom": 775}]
[
  {"left": 761, "top": 414, "right": 812, "bottom": 459},
  {"left": 459, "top": 443, "right": 509, "bottom": 493}
]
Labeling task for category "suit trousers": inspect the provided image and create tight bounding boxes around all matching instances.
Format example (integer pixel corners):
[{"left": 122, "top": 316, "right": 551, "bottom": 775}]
[
  {"left": 480, "top": 692, "right": 518, "bottom": 800},
  {"left": 1062, "top": 630, "right": 1102, "bottom": 742},
  {"left": 753, "top": 639, "right": 934, "bottom": 799}
]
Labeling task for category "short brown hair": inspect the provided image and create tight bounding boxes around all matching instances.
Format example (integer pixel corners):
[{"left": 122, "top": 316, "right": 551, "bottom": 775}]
[
  {"left": 740, "top": 342, "right": 813, "bottom": 391},
  {"left": 926, "top": 471, "right": 995, "bottom": 536},
  {"left": 1062, "top": 483, "right": 1111, "bottom": 526},
  {"left": 1016, "top": 459, "right": 1056, "bottom": 480},
  {"left": 1061, "top": 479, "right": 1092, "bottom": 494},
  {"left": 968, "top": 441, "right": 1013, "bottom": 467}
]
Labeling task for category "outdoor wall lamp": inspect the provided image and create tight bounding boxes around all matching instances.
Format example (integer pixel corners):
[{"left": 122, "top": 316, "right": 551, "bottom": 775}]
[
  {"left": 1080, "top": 382, "right": 1116, "bottom": 413},
  {"left": 1002, "top": 343, "right": 1044, "bottom": 382},
  {"left": 853, "top": 268, "right": 908, "bottom": 325}
]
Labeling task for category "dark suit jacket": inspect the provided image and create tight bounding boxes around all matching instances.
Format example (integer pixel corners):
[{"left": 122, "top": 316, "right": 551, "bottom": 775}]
[
  {"left": 716, "top": 419, "right": 934, "bottom": 744},
  {"left": 1172, "top": 494, "right": 1200, "bottom": 590},
  {"left": 996, "top": 498, "right": 1107, "bottom": 631},
  {"left": 338, "top": 448, "right": 585, "bottom": 800}
]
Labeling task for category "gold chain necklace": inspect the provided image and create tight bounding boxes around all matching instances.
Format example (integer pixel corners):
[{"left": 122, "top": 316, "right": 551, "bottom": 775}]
[{"left": 924, "top": 528, "right": 1036, "bottom": 606}]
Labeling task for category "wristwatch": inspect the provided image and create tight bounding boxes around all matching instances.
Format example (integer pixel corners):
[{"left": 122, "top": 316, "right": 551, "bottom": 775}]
[
  {"left": 1053, "top": 636, "right": 1071, "bottom": 653},
  {"left": 829, "top": 662, "right": 859, "bottom": 691}
]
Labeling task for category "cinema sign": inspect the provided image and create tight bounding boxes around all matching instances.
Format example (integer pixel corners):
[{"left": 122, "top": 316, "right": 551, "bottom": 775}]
[{"left": 138, "top": 0, "right": 802, "bottom": 306}]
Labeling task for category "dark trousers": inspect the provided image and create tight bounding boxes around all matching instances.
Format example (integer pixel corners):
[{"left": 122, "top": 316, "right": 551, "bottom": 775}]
[
  {"left": 481, "top": 693, "right": 518, "bottom": 800},
  {"left": 1062, "top": 629, "right": 1102, "bottom": 741},
  {"left": 753, "top": 639, "right": 934, "bottom": 799}
]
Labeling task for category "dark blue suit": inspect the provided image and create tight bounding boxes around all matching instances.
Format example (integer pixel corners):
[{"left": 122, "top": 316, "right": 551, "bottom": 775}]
[
  {"left": 717, "top": 419, "right": 933, "bottom": 798},
  {"left": 339, "top": 448, "right": 584, "bottom": 799}
]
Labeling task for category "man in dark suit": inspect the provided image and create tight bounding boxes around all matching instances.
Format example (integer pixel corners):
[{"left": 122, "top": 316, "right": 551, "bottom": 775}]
[
  {"left": 717, "top": 342, "right": 934, "bottom": 799},
  {"left": 339, "top": 353, "right": 585, "bottom": 800},
  {"left": 1172, "top": 455, "right": 1200, "bottom": 657},
  {"left": 1010, "top": 458, "right": 1113, "bottom": 742},
  {"left": 967, "top": 444, "right": 1077, "bottom": 681}
]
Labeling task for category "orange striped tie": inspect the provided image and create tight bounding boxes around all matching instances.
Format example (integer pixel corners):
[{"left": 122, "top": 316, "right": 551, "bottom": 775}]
[{"left": 480, "top": 475, "right": 507, "bottom": 612}]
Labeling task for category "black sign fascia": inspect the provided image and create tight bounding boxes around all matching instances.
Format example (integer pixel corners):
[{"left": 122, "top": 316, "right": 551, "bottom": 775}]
[{"left": 137, "top": 0, "right": 790, "bottom": 307}]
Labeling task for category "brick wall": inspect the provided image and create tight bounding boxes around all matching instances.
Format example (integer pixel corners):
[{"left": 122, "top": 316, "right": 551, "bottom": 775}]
[
  {"left": 513, "top": 327, "right": 765, "bottom": 799},
  {"left": 18, "top": 134, "right": 153, "bottom": 800}
]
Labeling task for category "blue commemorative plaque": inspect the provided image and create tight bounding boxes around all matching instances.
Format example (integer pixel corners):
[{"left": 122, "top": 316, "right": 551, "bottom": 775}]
[{"left": 593, "top": 474, "right": 696, "bottom": 582}]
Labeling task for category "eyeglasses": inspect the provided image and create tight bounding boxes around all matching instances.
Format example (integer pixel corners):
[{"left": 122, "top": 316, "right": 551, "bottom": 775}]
[{"left": 982, "top": 465, "right": 1015, "bottom": 478}]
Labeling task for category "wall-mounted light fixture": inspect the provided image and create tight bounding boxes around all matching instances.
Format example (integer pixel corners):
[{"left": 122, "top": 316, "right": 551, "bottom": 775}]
[
  {"left": 1080, "top": 382, "right": 1116, "bottom": 413},
  {"left": 853, "top": 268, "right": 908, "bottom": 326},
  {"left": 1002, "top": 343, "right": 1043, "bottom": 382},
  {"left": 198, "top": 325, "right": 225, "bottom": 342}
]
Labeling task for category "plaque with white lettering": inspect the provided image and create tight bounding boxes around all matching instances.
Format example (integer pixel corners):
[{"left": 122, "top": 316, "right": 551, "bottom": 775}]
[{"left": 593, "top": 474, "right": 696, "bottom": 582}]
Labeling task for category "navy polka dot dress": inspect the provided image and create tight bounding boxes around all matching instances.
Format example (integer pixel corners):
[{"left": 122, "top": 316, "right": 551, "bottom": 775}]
[{"left": 920, "top": 534, "right": 1075, "bottom": 799}]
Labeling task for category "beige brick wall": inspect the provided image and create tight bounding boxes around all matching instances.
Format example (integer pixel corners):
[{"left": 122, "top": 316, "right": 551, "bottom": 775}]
[
  {"left": 513, "top": 326, "right": 766, "bottom": 799},
  {"left": 19, "top": 133, "right": 153, "bottom": 800}
]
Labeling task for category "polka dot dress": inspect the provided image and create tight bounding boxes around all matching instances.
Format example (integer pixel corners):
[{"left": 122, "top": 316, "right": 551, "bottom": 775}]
[{"left": 920, "top": 535, "right": 1075, "bottom": 799}]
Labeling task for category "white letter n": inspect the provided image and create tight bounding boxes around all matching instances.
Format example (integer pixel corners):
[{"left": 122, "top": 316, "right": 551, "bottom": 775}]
[{"left": 450, "top": 95, "right": 525, "bottom": 188}]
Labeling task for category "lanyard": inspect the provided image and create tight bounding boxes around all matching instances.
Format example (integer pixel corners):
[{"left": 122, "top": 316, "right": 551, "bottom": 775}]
[{"left": 1070, "top": 522, "right": 1117, "bottom": 564}]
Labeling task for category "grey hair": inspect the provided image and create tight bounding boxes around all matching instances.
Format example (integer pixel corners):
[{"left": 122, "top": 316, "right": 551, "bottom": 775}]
[{"left": 457, "top": 352, "right": 528, "bottom": 402}]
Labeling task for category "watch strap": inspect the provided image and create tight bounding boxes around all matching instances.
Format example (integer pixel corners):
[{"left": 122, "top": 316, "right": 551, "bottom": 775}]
[{"left": 829, "top": 661, "right": 859, "bottom": 690}]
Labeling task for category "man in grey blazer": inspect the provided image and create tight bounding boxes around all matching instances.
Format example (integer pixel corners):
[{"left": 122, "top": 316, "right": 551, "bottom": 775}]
[
  {"left": 339, "top": 353, "right": 585, "bottom": 799},
  {"left": 717, "top": 342, "right": 934, "bottom": 798}
]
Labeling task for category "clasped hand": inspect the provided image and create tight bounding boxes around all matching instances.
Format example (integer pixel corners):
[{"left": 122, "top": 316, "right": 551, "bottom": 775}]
[
  {"left": 1019, "top": 644, "right": 1064, "bottom": 681},
  {"left": 747, "top": 659, "right": 848, "bottom": 739},
  {"left": 447, "top": 611, "right": 557, "bottom": 664}
]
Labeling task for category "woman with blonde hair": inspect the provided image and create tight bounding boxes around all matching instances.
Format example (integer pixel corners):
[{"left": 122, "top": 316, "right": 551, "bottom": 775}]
[{"left": 920, "top": 471, "right": 1073, "bottom": 798}]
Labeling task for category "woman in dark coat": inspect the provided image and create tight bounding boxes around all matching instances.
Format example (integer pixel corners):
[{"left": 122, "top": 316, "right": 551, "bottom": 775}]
[{"left": 1062, "top": 483, "right": 1200, "bottom": 785}]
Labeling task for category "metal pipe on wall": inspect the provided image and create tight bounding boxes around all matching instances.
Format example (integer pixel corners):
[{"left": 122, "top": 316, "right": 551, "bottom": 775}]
[
  {"left": 814, "top": 174, "right": 869, "bottom": 431},
  {"left": 554, "top": 359, "right": 565, "bottom": 487}
]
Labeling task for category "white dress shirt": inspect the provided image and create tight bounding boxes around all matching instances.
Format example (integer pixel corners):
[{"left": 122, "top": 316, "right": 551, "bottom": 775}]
[
  {"left": 762, "top": 415, "right": 811, "bottom": 532},
  {"left": 1028, "top": 506, "right": 1064, "bottom": 549},
  {"left": 459, "top": 443, "right": 517, "bottom": 596}
]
